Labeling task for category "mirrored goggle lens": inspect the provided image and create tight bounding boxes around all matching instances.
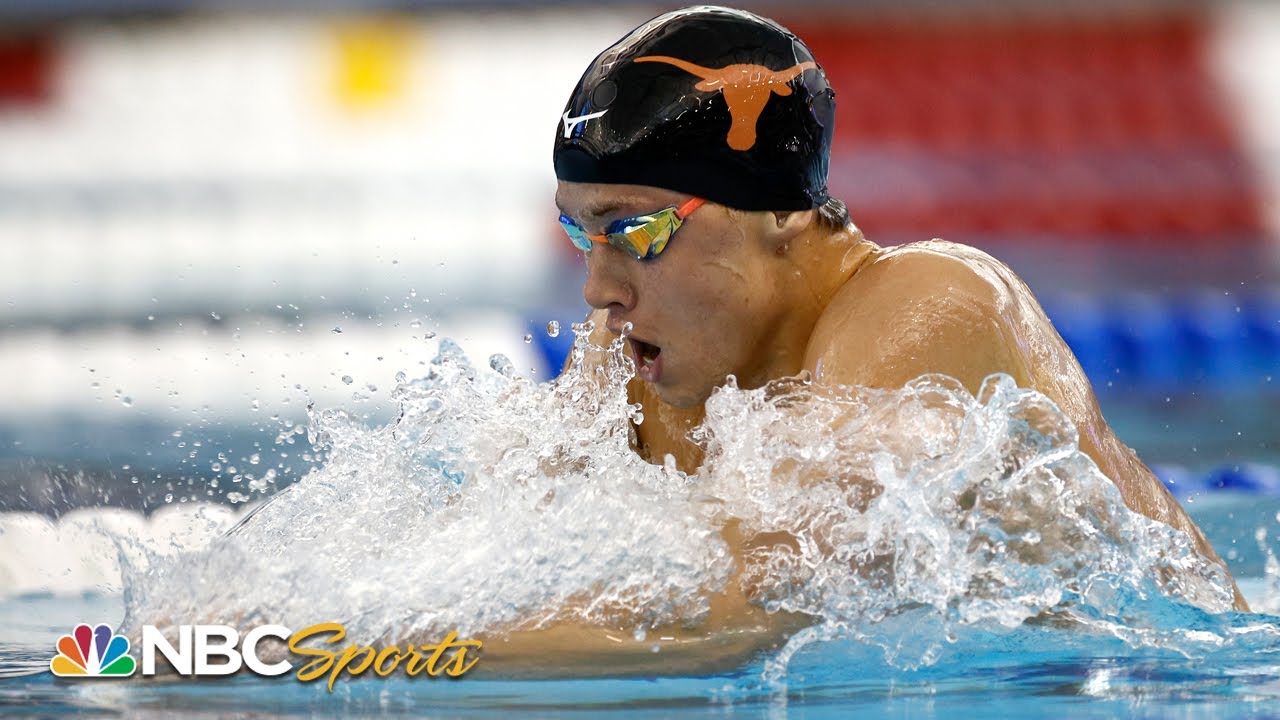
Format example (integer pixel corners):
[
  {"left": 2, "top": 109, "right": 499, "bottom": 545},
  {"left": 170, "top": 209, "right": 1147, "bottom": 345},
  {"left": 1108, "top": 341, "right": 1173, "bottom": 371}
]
[
  {"left": 559, "top": 214, "right": 596, "bottom": 252},
  {"left": 613, "top": 212, "right": 679, "bottom": 260}
]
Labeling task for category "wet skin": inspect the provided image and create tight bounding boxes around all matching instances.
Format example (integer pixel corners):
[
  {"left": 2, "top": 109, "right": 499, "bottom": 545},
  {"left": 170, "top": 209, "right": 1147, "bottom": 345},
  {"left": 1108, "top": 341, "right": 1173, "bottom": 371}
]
[{"left": 477, "top": 181, "right": 1248, "bottom": 677}]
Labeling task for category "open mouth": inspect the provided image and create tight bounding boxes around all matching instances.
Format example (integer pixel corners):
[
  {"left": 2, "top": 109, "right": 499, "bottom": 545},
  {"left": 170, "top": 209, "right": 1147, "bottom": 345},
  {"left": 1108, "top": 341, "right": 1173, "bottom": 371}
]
[{"left": 630, "top": 338, "right": 661, "bottom": 366}]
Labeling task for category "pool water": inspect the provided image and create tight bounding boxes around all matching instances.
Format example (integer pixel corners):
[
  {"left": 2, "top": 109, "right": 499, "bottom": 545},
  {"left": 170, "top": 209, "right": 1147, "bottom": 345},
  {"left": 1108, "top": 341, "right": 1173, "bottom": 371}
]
[
  {"left": 2, "top": 563, "right": 1280, "bottom": 719},
  {"left": 4, "top": 332, "right": 1280, "bottom": 718}
]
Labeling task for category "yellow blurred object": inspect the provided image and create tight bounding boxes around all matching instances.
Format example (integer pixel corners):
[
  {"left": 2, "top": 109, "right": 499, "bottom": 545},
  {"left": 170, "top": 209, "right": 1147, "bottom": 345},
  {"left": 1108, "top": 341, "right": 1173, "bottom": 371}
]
[{"left": 330, "top": 18, "right": 416, "bottom": 111}]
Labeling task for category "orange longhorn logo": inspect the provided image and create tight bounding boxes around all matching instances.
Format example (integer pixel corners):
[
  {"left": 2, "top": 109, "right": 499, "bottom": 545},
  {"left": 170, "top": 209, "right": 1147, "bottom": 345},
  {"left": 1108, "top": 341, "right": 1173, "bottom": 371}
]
[{"left": 635, "top": 56, "right": 818, "bottom": 151}]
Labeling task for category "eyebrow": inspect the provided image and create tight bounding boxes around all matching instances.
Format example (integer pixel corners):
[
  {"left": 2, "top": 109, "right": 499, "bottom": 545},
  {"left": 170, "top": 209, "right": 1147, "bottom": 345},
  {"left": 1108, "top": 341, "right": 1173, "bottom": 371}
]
[{"left": 556, "top": 199, "right": 640, "bottom": 222}]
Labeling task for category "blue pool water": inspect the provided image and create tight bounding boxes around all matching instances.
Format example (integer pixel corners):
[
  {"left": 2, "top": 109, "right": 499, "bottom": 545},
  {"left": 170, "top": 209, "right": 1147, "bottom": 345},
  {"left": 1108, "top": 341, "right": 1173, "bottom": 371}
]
[
  {"left": 3, "top": 497, "right": 1280, "bottom": 717},
  {"left": 4, "top": 331, "right": 1280, "bottom": 718},
  {"left": 2, "top": 563, "right": 1280, "bottom": 718}
]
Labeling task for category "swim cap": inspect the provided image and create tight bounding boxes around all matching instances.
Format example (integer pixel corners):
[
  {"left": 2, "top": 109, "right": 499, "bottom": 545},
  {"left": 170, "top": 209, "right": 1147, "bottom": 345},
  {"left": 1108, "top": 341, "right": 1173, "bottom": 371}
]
[{"left": 553, "top": 5, "right": 835, "bottom": 211}]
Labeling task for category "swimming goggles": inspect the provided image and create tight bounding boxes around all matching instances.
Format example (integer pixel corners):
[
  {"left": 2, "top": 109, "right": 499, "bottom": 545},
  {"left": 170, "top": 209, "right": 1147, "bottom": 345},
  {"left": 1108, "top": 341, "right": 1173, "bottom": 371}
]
[{"left": 559, "top": 197, "right": 706, "bottom": 261}]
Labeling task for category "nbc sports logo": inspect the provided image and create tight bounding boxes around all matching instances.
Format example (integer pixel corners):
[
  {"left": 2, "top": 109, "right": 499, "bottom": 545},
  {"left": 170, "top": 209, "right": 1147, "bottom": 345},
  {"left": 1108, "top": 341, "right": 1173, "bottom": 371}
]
[
  {"left": 45, "top": 621, "right": 480, "bottom": 686},
  {"left": 50, "top": 623, "right": 136, "bottom": 677}
]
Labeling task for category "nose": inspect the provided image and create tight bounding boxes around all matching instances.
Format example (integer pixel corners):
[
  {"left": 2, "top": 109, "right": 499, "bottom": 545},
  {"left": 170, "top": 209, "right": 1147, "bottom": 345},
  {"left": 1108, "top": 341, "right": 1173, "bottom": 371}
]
[{"left": 581, "top": 246, "right": 636, "bottom": 313}]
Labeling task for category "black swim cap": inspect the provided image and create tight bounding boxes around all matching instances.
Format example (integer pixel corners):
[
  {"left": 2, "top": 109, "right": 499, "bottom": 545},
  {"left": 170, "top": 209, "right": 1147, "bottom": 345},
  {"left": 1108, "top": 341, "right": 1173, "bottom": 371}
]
[{"left": 553, "top": 5, "right": 835, "bottom": 211}]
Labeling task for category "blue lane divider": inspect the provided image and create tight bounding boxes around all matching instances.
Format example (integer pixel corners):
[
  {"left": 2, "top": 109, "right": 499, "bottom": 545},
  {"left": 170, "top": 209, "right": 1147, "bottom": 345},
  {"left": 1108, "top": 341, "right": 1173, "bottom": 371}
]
[
  {"left": 1155, "top": 463, "right": 1280, "bottom": 497},
  {"left": 526, "top": 315, "right": 579, "bottom": 379},
  {"left": 1042, "top": 289, "right": 1279, "bottom": 392},
  {"left": 1245, "top": 289, "right": 1280, "bottom": 378}
]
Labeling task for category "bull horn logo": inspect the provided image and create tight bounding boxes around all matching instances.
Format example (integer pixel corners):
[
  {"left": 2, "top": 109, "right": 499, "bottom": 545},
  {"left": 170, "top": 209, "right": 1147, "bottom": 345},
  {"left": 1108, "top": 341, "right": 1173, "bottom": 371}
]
[{"left": 635, "top": 55, "right": 818, "bottom": 151}]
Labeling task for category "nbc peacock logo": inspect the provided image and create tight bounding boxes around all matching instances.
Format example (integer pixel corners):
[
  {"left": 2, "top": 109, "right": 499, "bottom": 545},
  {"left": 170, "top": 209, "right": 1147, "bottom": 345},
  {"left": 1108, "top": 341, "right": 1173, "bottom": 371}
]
[{"left": 50, "top": 623, "right": 137, "bottom": 678}]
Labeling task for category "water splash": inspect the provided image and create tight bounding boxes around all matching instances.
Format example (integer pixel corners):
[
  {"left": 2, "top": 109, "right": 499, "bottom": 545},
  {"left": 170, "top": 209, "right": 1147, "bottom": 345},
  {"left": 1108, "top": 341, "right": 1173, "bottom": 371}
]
[
  {"left": 123, "top": 323, "right": 728, "bottom": 641},
  {"left": 120, "top": 324, "right": 1250, "bottom": 675},
  {"left": 1254, "top": 527, "right": 1280, "bottom": 614},
  {"left": 691, "top": 372, "right": 1236, "bottom": 675}
]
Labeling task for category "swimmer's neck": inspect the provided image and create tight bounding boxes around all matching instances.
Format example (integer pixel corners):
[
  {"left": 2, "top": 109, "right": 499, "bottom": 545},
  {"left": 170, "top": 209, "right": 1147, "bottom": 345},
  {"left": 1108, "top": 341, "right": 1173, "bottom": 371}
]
[
  {"left": 828, "top": 222, "right": 878, "bottom": 269},
  {"left": 740, "top": 223, "right": 878, "bottom": 388},
  {"left": 786, "top": 221, "right": 877, "bottom": 316}
]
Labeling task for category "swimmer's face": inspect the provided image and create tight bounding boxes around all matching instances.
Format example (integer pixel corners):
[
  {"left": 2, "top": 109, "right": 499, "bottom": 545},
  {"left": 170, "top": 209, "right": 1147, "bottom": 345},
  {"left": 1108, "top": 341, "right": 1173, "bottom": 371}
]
[{"left": 556, "top": 181, "right": 797, "bottom": 408}]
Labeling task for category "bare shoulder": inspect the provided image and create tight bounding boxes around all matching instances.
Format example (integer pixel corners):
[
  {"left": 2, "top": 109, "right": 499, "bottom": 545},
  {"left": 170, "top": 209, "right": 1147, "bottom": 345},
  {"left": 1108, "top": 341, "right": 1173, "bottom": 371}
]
[
  {"left": 817, "top": 238, "right": 1022, "bottom": 333},
  {"left": 805, "top": 239, "right": 1027, "bottom": 392},
  {"left": 852, "top": 239, "right": 1018, "bottom": 299}
]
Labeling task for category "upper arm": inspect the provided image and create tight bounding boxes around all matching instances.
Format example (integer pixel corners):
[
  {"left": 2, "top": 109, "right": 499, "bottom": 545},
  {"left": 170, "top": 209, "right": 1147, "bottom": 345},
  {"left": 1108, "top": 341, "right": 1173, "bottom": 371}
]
[{"left": 805, "top": 247, "right": 1028, "bottom": 395}]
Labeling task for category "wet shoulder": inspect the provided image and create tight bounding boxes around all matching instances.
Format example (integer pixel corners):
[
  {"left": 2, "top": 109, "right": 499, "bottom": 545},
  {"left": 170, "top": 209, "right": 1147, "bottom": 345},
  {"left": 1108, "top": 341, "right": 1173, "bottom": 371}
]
[
  {"left": 828, "top": 239, "right": 1017, "bottom": 319},
  {"left": 806, "top": 239, "right": 1027, "bottom": 390},
  {"left": 865, "top": 239, "right": 1015, "bottom": 294}
]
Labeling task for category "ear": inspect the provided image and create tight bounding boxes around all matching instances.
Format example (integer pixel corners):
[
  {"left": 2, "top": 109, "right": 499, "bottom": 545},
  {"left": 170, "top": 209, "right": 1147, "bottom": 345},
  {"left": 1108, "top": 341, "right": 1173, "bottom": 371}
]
[{"left": 762, "top": 209, "right": 817, "bottom": 254}]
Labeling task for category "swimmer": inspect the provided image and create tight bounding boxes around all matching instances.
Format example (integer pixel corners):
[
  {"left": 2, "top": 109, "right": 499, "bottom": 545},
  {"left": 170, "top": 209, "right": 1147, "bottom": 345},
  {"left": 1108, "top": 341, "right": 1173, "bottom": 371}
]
[{"left": 489, "top": 5, "right": 1246, "bottom": 674}]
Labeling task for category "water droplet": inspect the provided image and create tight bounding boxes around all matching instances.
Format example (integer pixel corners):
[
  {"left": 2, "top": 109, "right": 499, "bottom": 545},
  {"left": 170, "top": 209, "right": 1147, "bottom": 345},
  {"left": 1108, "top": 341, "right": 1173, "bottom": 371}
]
[
  {"left": 332, "top": 326, "right": 343, "bottom": 334},
  {"left": 546, "top": 321, "right": 560, "bottom": 338},
  {"left": 410, "top": 320, "right": 422, "bottom": 329},
  {"left": 210, "top": 311, "right": 221, "bottom": 320},
  {"left": 523, "top": 334, "right": 533, "bottom": 344},
  {"left": 341, "top": 375, "right": 354, "bottom": 385},
  {"left": 490, "top": 354, "right": 516, "bottom": 376},
  {"left": 249, "top": 453, "right": 261, "bottom": 465},
  {"left": 621, "top": 321, "right": 633, "bottom": 336},
  {"left": 121, "top": 396, "right": 133, "bottom": 407}
]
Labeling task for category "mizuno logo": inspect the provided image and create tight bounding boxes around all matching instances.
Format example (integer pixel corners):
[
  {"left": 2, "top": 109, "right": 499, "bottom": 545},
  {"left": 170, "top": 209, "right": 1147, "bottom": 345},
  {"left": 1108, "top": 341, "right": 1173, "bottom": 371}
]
[
  {"left": 634, "top": 56, "right": 818, "bottom": 151},
  {"left": 562, "top": 109, "right": 608, "bottom": 138}
]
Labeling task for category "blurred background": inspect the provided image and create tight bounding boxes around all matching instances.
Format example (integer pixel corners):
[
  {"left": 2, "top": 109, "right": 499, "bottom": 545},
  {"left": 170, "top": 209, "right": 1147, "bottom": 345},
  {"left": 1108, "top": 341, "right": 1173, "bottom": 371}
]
[{"left": 1, "top": 0, "right": 1278, "bottom": 523}]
